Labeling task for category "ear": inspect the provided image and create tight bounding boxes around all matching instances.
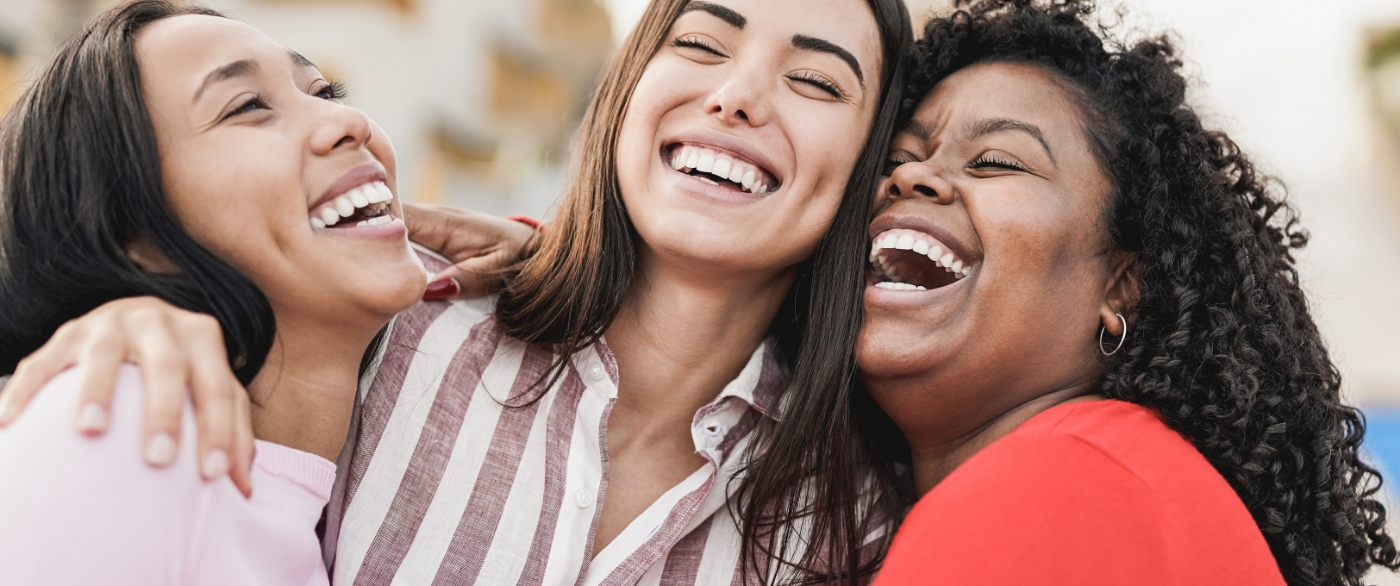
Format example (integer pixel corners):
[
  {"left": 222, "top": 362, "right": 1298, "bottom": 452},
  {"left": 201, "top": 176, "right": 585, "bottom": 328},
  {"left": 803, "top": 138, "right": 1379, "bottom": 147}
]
[
  {"left": 1098, "top": 250, "right": 1138, "bottom": 337},
  {"left": 125, "top": 238, "right": 181, "bottom": 275}
]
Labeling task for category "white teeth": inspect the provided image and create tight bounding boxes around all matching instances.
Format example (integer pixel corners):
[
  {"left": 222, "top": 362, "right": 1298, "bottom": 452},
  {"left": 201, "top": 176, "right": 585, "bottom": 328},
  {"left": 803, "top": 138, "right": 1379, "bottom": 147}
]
[
  {"left": 373, "top": 182, "right": 393, "bottom": 203},
  {"left": 895, "top": 235, "right": 914, "bottom": 250},
  {"left": 927, "top": 245, "right": 943, "bottom": 264},
  {"left": 697, "top": 176, "right": 718, "bottom": 185},
  {"left": 319, "top": 207, "right": 340, "bottom": 226},
  {"left": 350, "top": 189, "right": 370, "bottom": 209},
  {"left": 685, "top": 150, "right": 701, "bottom": 170},
  {"left": 728, "top": 163, "right": 746, "bottom": 184},
  {"left": 354, "top": 215, "right": 394, "bottom": 227},
  {"left": 741, "top": 169, "right": 756, "bottom": 191},
  {"left": 940, "top": 253, "right": 955, "bottom": 267},
  {"left": 712, "top": 157, "right": 732, "bottom": 179},
  {"left": 334, "top": 196, "right": 355, "bottom": 217},
  {"left": 912, "top": 240, "right": 929, "bottom": 255},
  {"left": 310, "top": 217, "right": 326, "bottom": 229},
  {"left": 696, "top": 153, "right": 715, "bottom": 174},
  {"left": 880, "top": 234, "right": 898, "bottom": 248},
  {"left": 951, "top": 260, "right": 964, "bottom": 274},
  {"left": 671, "top": 149, "right": 687, "bottom": 170},
  {"left": 874, "top": 282, "right": 927, "bottom": 291}
]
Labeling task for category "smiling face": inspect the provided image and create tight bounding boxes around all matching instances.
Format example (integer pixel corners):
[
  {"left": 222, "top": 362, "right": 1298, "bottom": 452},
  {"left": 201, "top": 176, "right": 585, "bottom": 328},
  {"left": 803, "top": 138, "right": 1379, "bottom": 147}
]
[
  {"left": 135, "top": 15, "right": 424, "bottom": 331},
  {"left": 615, "top": 0, "right": 883, "bottom": 279},
  {"left": 857, "top": 62, "right": 1133, "bottom": 444}
]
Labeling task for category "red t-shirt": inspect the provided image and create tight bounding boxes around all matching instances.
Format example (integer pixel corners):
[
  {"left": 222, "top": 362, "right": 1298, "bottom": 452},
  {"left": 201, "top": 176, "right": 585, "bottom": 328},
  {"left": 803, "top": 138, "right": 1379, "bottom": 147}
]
[{"left": 873, "top": 400, "right": 1285, "bottom": 585}]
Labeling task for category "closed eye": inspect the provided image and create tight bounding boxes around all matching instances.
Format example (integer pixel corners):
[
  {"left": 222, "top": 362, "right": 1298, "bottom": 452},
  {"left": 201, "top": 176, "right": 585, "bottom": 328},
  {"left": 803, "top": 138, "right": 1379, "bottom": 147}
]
[
  {"left": 969, "top": 153, "right": 1025, "bottom": 171},
  {"left": 672, "top": 36, "right": 726, "bottom": 58},
  {"left": 788, "top": 71, "right": 844, "bottom": 100}
]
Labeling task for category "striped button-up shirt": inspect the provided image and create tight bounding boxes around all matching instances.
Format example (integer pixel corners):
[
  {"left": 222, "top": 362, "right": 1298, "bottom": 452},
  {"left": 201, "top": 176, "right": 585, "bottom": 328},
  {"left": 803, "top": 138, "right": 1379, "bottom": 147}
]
[{"left": 325, "top": 265, "right": 786, "bottom": 585}]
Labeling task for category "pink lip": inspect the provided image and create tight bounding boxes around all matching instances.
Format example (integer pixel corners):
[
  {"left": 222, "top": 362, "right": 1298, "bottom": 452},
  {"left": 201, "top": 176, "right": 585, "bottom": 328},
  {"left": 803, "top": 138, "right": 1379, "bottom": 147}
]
[
  {"left": 869, "top": 213, "right": 979, "bottom": 266},
  {"left": 312, "top": 163, "right": 388, "bottom": 211},
  {"left": 661, "top": 129, "right": 784, "bottom": 189}
]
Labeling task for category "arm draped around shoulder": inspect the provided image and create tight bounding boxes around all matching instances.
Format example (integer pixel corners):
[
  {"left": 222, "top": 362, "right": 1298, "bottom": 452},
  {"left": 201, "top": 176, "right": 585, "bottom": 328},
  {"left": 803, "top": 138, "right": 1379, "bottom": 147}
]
[
  {"left": 0, "top": 366, "right": 208, "bottom": 585},
  {"left": 874, "top": 434, "right": 1172, "bottom": 586}
]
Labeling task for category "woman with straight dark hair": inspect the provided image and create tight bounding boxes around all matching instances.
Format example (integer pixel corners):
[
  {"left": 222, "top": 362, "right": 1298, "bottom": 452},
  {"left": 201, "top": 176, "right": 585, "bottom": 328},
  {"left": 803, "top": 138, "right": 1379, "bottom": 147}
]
[
  {"left": 0, "top": 1, "right": 428, "bottom": 583},
  {"left": 1, "top": 0, "right": 912, "bottom": 583}
]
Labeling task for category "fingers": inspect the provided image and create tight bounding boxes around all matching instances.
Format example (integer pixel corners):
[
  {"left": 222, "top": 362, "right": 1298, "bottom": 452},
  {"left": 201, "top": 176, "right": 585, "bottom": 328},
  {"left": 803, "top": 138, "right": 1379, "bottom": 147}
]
[
  {"left": 229, "top": 387, "right": 256, "bottom": 498},
  {"left": 130, "top": 314, "right": 190, "bottom": 468},
  {"left": 180, "top": 311, "right": 251, "bottom": 493},
  {"left": 72, "top": 324, "right": 130, "bottom": 435},
  {"left": 0, "top": 319, "right": 93, "bottom": 427},
  {"left": 426, "top": 251, "right": 514, "bottom": 299}
]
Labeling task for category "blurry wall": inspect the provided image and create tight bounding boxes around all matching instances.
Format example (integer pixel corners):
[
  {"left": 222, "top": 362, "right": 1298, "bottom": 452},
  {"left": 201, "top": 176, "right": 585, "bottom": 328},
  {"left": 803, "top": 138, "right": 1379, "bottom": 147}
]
[{"left": 3, "top": 0, "right": 1400, "bottom": 535}]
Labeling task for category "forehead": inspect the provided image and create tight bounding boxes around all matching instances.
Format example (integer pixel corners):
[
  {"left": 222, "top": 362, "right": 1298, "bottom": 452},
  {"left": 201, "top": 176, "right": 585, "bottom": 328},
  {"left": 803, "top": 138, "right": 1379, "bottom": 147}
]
[
  {"left": 681, "top": 0, "right": 883, "bottom": 75},
  {"left": 908, "top": 62, "right": 1084, "bottom": 139},
  {"left": 135, "top": 15, "right": 295, "bottom": 92}
]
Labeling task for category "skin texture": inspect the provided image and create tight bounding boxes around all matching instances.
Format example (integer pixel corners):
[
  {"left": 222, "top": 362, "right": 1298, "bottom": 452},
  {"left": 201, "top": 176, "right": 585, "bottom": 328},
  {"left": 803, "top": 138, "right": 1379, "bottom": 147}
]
[
  {"left": 135, "top": 15, "right": 424, "bottom": 465},
  {"left": 858, "top": 63, "right": 1136, "bottom": 495},
  {"left": 597, "top": 0, "right": 883, "bottom": 551}
]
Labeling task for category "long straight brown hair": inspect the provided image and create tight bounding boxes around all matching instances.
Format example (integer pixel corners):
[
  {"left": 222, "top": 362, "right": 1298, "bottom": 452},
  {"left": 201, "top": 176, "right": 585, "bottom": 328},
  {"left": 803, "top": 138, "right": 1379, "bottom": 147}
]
[{"left": 495, "top": 0, "right": 912, "bottom": 583}]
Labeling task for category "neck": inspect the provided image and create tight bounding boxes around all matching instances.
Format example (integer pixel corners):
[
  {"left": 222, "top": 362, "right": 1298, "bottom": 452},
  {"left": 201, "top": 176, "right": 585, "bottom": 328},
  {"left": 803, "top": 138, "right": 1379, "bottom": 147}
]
[
  {"left": 907, "top": 386, "right": 1101, "bottom": 496},
  {"left": 246, "top": 314, "right": 380, "bottom": 461},
  {"left": 604, "top": 252, "right": 793, "bottom": 437}
]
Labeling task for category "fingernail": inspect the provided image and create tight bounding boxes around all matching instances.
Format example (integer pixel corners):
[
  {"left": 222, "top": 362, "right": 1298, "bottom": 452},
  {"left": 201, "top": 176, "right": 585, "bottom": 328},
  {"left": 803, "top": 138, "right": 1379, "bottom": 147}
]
[
  {"left": 422, "top": 278, "right": 461, "bottom": 301},
  {"left": 202, "top": 450, "right": 229, "bottom": 479},
  {"left": 76, "top": 403, "right": 107, "bottom": 433},
  {"left": 145, "top": 433, "right": 176, "bottom": 466}
]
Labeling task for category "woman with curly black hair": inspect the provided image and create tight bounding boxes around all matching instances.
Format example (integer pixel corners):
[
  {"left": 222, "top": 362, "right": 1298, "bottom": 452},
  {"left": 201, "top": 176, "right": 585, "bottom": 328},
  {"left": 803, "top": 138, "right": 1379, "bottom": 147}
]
[{"left": 852, "top": 0, "right": 1399, "bottom": 584}]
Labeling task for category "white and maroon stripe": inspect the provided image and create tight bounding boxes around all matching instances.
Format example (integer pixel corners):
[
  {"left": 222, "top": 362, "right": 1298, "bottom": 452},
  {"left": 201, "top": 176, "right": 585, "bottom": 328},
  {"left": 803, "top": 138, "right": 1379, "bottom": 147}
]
[{"left": 329, "top": 289, "right": 800, "bottom": 585}]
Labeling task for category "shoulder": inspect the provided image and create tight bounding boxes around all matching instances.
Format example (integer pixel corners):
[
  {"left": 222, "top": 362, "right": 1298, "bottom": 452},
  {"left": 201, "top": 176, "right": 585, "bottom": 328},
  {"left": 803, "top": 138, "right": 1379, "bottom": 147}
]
[{"left": 0, "top": 365, "right": 211, "bottom": 581}]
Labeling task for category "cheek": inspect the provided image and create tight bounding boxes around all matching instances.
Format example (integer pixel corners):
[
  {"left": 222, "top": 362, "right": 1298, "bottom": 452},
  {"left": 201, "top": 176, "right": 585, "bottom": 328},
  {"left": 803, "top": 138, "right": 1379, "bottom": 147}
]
[{"left": 161, "top": 149, "right": 302, "bottom": 275}]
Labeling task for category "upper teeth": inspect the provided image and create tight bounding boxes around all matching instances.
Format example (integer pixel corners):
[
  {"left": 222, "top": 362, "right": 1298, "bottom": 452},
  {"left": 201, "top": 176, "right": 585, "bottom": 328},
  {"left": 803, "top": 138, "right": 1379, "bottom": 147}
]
[
  {"left": 870, "top": 228, "right": 973, "bottom": 281},
  {"left": 669, "top": 145, "right": 773, "bottom": 194},
  {"left": 310, "top": 181, "right": 393, "bottom": 229}
]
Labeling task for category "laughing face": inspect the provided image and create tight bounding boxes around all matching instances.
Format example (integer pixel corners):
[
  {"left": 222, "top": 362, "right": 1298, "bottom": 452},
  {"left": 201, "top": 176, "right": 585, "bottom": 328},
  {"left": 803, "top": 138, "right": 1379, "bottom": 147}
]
[
  {"left": 858, "top": 62, "right": 1131, "bottom": 445},
  {"left": 136, "top": 15, "right": 425, "bottom": 331},
  {"left": 615, "top": 0, "right": 884, "bottom": 280}
]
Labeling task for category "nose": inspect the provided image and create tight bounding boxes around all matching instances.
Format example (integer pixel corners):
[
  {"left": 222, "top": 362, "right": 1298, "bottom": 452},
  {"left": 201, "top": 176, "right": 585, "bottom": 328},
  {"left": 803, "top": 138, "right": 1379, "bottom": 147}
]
[
  {"left": 703, "top": 68, "right": 771, "bottom": 127},
  {"left": 885, "top": 160, "right": 954, "bottom": 205},
  {"left": 309, "top": 100, "right": 373, "bottom": 156}
]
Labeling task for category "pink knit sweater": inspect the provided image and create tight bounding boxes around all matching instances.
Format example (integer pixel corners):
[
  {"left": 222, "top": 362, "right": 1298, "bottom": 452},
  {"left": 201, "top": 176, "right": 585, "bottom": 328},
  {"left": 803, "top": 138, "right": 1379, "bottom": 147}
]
[{"left": 0, "top": 365, "right": 335, "bottom": 585}]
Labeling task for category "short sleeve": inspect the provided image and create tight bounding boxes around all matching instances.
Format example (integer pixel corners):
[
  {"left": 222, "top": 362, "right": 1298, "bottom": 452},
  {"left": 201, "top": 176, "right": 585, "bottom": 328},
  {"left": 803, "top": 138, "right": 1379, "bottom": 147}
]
[
  {"left": 873, "top": 434, "right": 1172, "bottom": 586},
  {"left": 0, "top": 366, "right": 204, "bottom": 585}
]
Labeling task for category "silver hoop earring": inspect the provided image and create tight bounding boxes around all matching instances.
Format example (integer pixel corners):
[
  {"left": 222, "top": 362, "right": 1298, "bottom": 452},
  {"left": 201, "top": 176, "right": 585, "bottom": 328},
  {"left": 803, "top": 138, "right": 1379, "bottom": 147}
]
[{"left": 1099, "top": 313, "right": 1127, "bottom": 356}]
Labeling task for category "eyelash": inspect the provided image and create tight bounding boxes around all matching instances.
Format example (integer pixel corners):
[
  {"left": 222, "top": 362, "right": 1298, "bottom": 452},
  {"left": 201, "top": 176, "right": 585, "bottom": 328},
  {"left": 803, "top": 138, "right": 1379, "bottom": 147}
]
[
  {"left": 787, "top": 71, "right": 844, "bottom": 100},
  {"left": 223, "top": 81, "right": 346, "bottom": 121},
  {"left": 672, "top": 35, "right": 845, "bottom": 100},
  {"left": 883, "top": 154, "right": 916, "bottom": 175},
  {"left": 316, "top": 80, "right": 348, "bottom": 101},
  {"left": 672, "top": 36, "right": 723, "bottom": 56},
  {"left": 969, "top": 153, "right": 1024, "bottom": 171}
]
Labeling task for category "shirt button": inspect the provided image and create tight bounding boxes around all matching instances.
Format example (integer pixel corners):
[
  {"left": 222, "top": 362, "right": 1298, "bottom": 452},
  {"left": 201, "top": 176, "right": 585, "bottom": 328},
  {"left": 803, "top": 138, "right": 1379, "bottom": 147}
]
[
  {"left": 703, "top": 422, "right": 726, "bottom": 437},
  {"left": 588, "top": 363, "right": 606, "bottom": 382},
  {"left": 575, "top": 489, "right": 593, "bottom": 508}
]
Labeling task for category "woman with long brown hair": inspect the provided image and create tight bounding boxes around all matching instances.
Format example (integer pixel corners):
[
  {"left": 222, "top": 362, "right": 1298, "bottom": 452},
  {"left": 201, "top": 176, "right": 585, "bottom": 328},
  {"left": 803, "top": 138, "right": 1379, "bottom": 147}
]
[{"left": 0, "top": 0, "right": 911, "bottom": 583}]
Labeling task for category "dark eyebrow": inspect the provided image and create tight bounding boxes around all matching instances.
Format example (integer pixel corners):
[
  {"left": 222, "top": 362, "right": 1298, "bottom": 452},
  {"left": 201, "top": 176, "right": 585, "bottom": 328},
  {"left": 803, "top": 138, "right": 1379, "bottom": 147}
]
[
  {"left": 966, "top": 117, "right": 1056, "bottom": 164},
  {"left": 681, "top": 1, "right": 745, "bottom": 28},
  {"left": 902, "top": 119, "right": 935, "bottom": 141},
  {"left": 193, "top": 59, "right": 258, "bottom": 103},
  {"left": 289, "top": 50, "right": 316, "bottom": 69},
  {"left": 791, "top": 34, "right": 863, "bottom": 86}
]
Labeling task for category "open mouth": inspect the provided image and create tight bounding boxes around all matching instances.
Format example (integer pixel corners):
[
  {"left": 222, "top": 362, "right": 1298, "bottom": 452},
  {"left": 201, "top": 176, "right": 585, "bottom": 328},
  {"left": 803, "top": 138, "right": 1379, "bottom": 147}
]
[
  {"left": 666, "top": 144, "right": 779, "bottom": 195},
  {"left": 869, "top": 228, "right": 973, "bottom": 291},
  {"left": 310, "top": 181, "right": 394, "bottom": 229}
]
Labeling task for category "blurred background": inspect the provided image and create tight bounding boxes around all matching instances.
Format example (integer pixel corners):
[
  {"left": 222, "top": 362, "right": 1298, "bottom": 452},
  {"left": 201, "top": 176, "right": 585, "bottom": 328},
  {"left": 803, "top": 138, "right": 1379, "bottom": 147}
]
[{"left": 1, "top": 0, "right": 1399, "bottom": 575}]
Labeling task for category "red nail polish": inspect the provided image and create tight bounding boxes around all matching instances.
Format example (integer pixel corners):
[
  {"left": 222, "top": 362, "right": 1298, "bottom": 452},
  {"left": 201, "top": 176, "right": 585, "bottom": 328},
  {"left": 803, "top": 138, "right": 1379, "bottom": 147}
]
[{"left": 422, "top": 278, "right": 460, "bottom": 301}]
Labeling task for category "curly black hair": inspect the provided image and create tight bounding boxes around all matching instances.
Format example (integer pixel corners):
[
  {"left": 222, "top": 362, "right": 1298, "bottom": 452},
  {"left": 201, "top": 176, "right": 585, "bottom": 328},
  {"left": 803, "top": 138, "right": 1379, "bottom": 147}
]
[{"left": 898, "top": 1, "right": 1399, "bottom": 584}]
